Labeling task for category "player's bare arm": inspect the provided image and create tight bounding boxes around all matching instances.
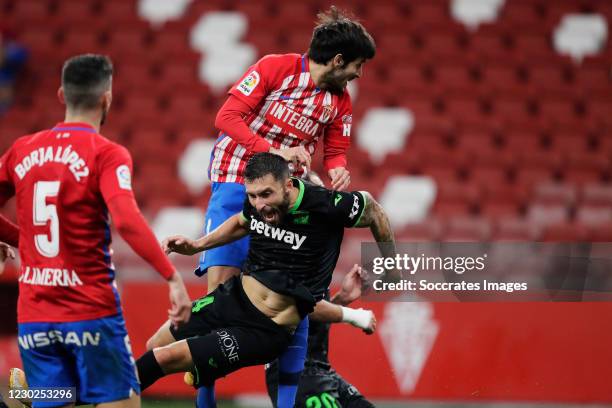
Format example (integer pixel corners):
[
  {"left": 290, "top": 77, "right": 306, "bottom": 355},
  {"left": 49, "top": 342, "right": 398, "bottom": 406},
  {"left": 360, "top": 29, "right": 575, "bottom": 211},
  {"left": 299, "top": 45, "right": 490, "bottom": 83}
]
[
  {"left": 310, "top": 264, "right": 376, "bottom": 334},
  {"left": 354, "top": 192, "right": 401, "bottom": 281},
  {"left": 162, "top": 213, "right": 249, "bottom": 256}
]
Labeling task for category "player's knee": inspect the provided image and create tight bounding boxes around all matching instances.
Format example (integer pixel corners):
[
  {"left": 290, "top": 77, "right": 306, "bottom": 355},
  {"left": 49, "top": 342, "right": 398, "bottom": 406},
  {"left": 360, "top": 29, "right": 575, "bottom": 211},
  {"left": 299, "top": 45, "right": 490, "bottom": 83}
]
[
  {"left": 145, "top": 336, "right": 158, "bottom": 351},
  {"left": 152, "top": 341, "right": 192, "bottom": 373},
  {"left": 146, "top": 331, "right": 168, "bottom": 350}
]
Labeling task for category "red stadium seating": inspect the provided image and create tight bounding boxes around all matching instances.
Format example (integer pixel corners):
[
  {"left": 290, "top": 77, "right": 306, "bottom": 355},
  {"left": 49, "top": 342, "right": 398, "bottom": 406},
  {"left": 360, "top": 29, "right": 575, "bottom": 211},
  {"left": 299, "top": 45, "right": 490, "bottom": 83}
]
[
  {"left": 492, "top": 218, "right": 539, "bottom": 241},
  {"left": 3, "top": 0, "right": 611, "bottom": 243}
]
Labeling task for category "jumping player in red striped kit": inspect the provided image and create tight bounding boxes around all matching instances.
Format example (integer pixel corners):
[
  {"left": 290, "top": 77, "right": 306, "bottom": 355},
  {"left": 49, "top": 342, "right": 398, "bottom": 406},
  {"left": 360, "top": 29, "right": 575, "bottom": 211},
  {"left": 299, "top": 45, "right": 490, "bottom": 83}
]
[{"left": 194, "top": 7, "right": 376, "bottom": 408}]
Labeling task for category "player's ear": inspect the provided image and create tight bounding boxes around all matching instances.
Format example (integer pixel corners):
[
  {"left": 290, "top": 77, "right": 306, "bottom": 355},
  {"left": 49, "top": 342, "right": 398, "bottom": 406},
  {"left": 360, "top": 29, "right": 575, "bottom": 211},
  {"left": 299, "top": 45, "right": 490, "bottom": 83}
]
[
  {"left": 332, "top": 54, "right": 345, "bottom": 68},
  {"left": 102, "top": 90, "right": 112, "bottom": 110},
  {"left": 57, "top": 87, "right": 66, "bottom": 105}
]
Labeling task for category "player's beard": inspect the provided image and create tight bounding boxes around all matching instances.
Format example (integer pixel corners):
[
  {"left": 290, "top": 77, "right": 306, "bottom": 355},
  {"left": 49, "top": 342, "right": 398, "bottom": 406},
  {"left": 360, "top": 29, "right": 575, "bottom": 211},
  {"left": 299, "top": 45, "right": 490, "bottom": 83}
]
[
  {"left": 322, "top": 68, "right": 352, "bottom": 95},
  {"left": 260, "top": 191, "right": 290, "bottom": 225}
]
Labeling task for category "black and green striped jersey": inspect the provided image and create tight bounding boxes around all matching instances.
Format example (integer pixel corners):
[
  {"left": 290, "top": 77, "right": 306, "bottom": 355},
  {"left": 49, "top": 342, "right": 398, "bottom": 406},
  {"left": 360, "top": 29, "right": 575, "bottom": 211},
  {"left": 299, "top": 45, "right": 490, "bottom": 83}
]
[{"left": 241, "top": 178, "right": 367, "bottom": 317}]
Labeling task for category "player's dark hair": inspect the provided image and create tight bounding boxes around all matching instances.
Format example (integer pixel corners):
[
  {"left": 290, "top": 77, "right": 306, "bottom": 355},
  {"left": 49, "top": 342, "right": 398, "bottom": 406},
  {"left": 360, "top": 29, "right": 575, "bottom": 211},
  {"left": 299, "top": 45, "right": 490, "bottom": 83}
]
[
  {"left": 61, "top": 54, "right": 113, "bottom": 110},
  {"left": 308, "top": 6, "right": 376, "bottom": 65},
  {"left": 245, "top": 153, "right": 290, "bottom": 183}
]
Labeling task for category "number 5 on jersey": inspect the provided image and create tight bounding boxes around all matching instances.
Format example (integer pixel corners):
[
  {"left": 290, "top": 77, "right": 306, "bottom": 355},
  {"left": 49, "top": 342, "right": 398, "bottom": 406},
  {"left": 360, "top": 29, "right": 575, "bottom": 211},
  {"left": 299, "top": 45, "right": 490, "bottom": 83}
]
[{"left": 33, "top": 181, "right": 60, "bottom": 257}]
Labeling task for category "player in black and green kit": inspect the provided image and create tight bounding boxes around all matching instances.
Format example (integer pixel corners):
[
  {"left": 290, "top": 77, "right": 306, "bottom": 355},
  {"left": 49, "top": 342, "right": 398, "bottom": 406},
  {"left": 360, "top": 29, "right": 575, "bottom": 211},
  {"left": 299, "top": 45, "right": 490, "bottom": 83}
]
[
  {"left": 133, "top": 152, "right": 397, "bottom": 392},
  {"left": 266, "top": 269, "right": 376, "bottom": 408}
]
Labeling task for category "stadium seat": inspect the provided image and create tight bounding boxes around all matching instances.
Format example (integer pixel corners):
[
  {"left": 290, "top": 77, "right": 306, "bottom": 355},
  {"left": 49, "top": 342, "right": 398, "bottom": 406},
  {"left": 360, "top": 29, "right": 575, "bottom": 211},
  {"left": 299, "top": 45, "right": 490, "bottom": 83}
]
[
  {"left": 467, "top": 164, "right": 509, "bottom": 187},
  {"left": 499, "top": 2, "right": 544, "bottom": 28},
  {"left": 553, "top": 13, "right": 608, "bottom": 62},
  {"left": 60, "top": 29, "right": 105, "bottom": 57},
  {"left": 450, "top": 0, "right": 505, "bottom": 30},
  {"left": 512, "top": 33, "right": 554, "bottom": 59},
  {"left": 588, "top": 222, "right": 612, "bottom": 241},
  {"left": 581, "top": 183, "right": 612, "bottom": 206},
  {"left": 159, "top": 62, "right": 199, "bottom": 88},
  {"left": 532, "top": 182, "right": 577, "bottom": 206},
  {"left": 107, "top": 29, "right": 148, "bottom": 53},
  {"left": 434, "top": 181, "right": 481, "bottom": 215},
  {"left": 178, "top": 138, "right": 217, "bottom": 195},
  {"left": 10, "top": 0, "right": 51, "bottom": 24},
  {"left": 575, "top": 205, "right": 612, "bottom": 226},
  {"left": 138, "top": 0, "right": 193, "bottom": 27},
  {"left": 442, "top": 216, "right": 492, "bottom": 241},
  {"left": 421, "top": 164, "right": 460, "bottom": 184},
  {"left": 113, "top": 63, "right": 155, "bottom": 92},
  {"left": 356, "top": 108, "right": 414, "bottom": 164},
  {"left": 492, "top": 218, "right": 539, "bottom": 241},
  {"left": 54, "top": 0, "right": 96, "bottom": 20},
  {"left": 18, "top": 27, "right": 60, "bottom": 53},
  {"left": 120, "top": 93, "right": 162, "bottom": 118},
  {"left": 246, "top": 32, "right": 281, "bottom": 56},
  {"left": 585, "top": 98, "right": 612, "bottom": 122},
  {"left": 151, "top": 207, "right": 204, "bottom": 241},
  {"left": 527, "top": 203, "right": 570, "bottom": 227},
  {"left": 386, "top": 64, "right": 429, "bottom": 93},
  {"left": 480, "top": 193, "right": 523, "bottom": 219},
  {"left": 152, "top": 29, "right": 191, "bottom": 57},
  {"left": 423, "top": 34, "right": 466, "bottom": 61},
  {"left": 396, "top": 219, "right": 443, "bottom": 241},
  {"left": 563, "top": 152, "right": 609, "bottom": 184},
  {"left": 573, "top": 65, "right": 611, "bottom": 91},
  {"left": 99, "top": 0, "right": 139, "bottom": 23},
  {"left": 537, "top": 99, "right": 580, "bottom": 121},
  {"left": 484, "top": 182, "right": 529, "bottom": 206},
  {"left": 468, "top": 32, "right": 512, "bottom": 62},
  {"left": 443, "top": 96, "right": 486, "bottom": 119},
  {"left": 549, "top": 131, "right": 592, "bottom": 154},
  {"left": 492, "top": 96, "right": 532, "bottom": 123},
  {"left": 501, "top": 129, "right": 545, "bottom": 153},
  {"left": 190, "top": 11, "right": 249, "bottom": 51},
  {"left": 540, "top": 222, "right": 589, "bottom": 242},
  {"left": 379, "top": 175, "right": 437, "bottom": 228}
]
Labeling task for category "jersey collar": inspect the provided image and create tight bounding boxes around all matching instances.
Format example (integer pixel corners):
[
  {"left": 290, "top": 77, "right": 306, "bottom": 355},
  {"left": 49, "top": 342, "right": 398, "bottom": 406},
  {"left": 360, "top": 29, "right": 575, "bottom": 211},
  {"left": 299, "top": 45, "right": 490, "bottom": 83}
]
[
  {"left": 289, "top": 177, "right": 305, "bottom": 213},
  {"left": 52, "top": 122, "right": 97, "bottom": 133}
]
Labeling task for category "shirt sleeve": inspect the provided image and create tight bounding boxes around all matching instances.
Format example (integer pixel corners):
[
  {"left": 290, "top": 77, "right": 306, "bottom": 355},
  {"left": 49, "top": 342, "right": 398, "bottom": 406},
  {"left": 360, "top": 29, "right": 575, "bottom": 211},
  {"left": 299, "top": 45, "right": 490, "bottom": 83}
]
[
  {"left": 323, "top": 93, "right": 353, "bottom": 172},
  {"left": 328, "top": 190, "right": 367, "bottom": 228},
  {"left": 228, "top": 55, "right": 282, "bottom": 110},
  {"left": 106, "top": 194, "right": 175, "bottom": 280},
  {"left": 0, "top": 147, "right": 16, "bottom": 207},
  {"left": 215, "top": 95, "right": 271, "bottom": 153},
  {"left": 97, "top": 143, "right": 136, "bottom": 203}
]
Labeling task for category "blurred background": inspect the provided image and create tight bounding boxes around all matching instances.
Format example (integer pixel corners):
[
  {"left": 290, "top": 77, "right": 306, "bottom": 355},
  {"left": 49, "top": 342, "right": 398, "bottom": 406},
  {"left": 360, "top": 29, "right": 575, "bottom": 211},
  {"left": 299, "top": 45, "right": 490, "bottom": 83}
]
[{"left": 1, "top": 0, "right": 612, "bottom": 406}]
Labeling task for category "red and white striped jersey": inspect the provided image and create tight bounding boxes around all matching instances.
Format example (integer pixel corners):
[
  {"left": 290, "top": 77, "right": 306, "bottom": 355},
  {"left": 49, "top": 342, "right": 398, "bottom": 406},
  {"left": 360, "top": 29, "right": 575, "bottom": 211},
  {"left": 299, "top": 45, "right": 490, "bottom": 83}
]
[{"left": 209, "top": 53, "right": 353, "bottom": 183}]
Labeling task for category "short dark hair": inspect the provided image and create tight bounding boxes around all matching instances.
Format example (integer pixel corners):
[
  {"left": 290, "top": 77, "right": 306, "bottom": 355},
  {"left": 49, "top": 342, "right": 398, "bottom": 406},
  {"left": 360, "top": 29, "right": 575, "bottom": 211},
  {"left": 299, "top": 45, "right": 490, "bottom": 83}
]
[
  {"left": 307, "top": 6, "right": 376, "bottom": 65},
  {"left": 244, "top": 153, "right": 290, "bottom": 183},
  {"left": 61, "top": 54, "right": 113, "bottom": 110}
]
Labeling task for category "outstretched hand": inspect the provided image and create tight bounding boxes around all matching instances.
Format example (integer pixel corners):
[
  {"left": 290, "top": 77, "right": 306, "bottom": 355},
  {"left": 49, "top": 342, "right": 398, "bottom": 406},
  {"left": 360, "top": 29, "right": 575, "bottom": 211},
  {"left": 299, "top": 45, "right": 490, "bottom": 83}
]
[
  {"left": 337, "top": 264, "right": 369, "bottom": 305},
  {"left": 162, "top": 235, "right": 200, "bottom": 256}
]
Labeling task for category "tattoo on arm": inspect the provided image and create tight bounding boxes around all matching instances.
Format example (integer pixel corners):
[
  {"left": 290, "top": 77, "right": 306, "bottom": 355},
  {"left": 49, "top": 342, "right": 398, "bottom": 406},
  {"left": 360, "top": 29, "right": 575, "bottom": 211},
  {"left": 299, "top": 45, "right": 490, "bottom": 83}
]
[{"left": 355, "top": 192, "right": 397, "bottom": 259}]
